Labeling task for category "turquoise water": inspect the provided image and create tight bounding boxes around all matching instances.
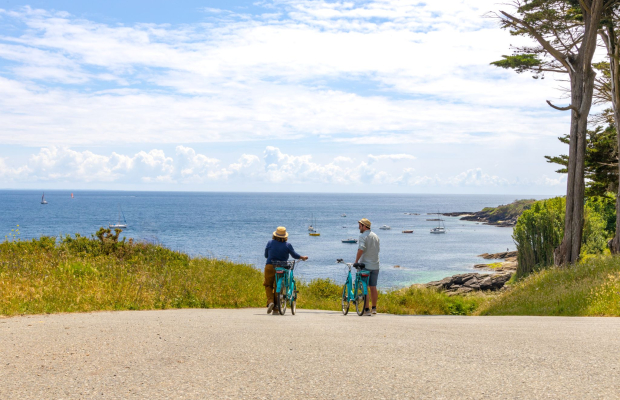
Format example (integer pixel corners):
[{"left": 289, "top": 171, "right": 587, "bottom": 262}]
[{"left": 0, "top": 191, "right": 546, "bottom": 289}]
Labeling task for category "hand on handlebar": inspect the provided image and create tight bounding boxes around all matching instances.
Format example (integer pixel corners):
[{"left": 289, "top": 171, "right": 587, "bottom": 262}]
[{"left": 300, "top": 256, "right": 308, "bottom": 261}]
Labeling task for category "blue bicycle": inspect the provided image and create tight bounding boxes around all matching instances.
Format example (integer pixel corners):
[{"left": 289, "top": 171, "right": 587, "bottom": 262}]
[
  {"left": 273, "top": 260, "right": 299, "bottom": 315},
  {"left": 339, "top": 260, "right": 370, "bottom": 316}
]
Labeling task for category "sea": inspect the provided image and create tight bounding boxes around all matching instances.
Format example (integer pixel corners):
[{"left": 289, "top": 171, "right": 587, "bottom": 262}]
[{"left": 0, "top": 191, "right": 548, "bottom": 289}]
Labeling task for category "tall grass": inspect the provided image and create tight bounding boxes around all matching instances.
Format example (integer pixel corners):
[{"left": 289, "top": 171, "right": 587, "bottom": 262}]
[
  {"left": 0, "top": 235, "right": 264, "bottom": 316},
  {"left": 297, "top": 278, "right": 487, "bottom": 315},
  {"left": 477, "top": 255, "right": 620, "bottom": 316}
]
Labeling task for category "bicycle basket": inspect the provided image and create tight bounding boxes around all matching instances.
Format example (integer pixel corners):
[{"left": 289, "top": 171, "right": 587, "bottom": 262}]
[{"left": 273, "top": 260, "right": 295, "bottom": 269}]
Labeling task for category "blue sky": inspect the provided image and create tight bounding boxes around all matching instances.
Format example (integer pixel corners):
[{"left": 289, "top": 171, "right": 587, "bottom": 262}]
[{"left": 0, "top": 0, "right": 575, "bottom": 194}]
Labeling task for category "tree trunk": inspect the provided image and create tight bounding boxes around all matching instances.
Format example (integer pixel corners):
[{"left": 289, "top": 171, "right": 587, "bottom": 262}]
[
  {"left": 554, "top": 1, "right": 604, "bottom": 265},
  {"left": 601, "top": 26, "right": 620, "bottom": 253}
]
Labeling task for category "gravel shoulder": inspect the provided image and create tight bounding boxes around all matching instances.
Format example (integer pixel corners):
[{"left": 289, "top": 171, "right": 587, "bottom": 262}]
[{"left": 1, "top": 309, "right": 619, "bottom": 399}]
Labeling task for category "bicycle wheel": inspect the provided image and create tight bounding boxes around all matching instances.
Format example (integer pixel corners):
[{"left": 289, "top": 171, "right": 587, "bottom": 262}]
[
  {"left": 355, "top": 282, "right": 366, "bottom": 316},
  {"left": 290, "top": 281, "right": 297, "bottom": 315},
  {"left": 341, "top": 284, "right": 350, "bottom": 315},
  {"left": 278, "top": 286, "right": 287, "bottom": 315}
]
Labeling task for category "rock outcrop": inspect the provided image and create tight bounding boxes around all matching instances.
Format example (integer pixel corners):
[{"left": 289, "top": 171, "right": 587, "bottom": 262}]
[{"left": 425, "top": 272, "right": 512, "bottom": 294}]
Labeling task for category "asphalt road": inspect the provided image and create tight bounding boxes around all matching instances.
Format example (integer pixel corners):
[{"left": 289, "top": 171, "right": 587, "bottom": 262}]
[{"left": 1, "top": 309, "right": 619, "bottom": 399}]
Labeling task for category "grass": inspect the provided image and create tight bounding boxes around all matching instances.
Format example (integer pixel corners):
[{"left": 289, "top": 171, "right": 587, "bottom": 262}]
[
  {"left": 476, "top": 255, "right": 620, "bottom": 316},
  {"left": 3, "top": 230, "right": 620, "bottom": 317},
  {"left": 0, "top": 231, "right": 486, "bottom": 317},
  {"left": 0, "top": 233, "right": 265, "bottom": 316}
]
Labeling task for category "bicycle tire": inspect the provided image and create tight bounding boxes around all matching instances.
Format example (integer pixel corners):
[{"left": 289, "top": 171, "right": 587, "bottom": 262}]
[
  {"left": 355, "top": 282, "right": 366, "bottom": 316},
  {"left": 341, "top": 284, "right": 350, "bottom": 315},
  {"left": 290, "top": 281, "right": 297, "bottom": 315},
  {"left": 278, "top": 286, "right": 287, "bottom": 315}
]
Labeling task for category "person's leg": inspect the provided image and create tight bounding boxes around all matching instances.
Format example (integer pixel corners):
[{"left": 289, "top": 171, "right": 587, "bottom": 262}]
[
  {"left": 370, "top": 286, "right": 378, "bottom": 308},
  {"left": 369, "top": 270, "right": 379, "bottom": 311},
  {"left": 263, "top": 264, "right": 275, "bottom": 306}
]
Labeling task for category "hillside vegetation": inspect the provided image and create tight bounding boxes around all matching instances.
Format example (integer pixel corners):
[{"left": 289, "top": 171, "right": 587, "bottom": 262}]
[{"left": 2, "top": 229, "right": 619, "bottom": 317}]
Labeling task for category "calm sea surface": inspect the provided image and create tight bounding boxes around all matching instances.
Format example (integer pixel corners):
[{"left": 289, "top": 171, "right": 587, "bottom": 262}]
[{"left": 0, "top": 191, "right": 547, "bottom": 289}]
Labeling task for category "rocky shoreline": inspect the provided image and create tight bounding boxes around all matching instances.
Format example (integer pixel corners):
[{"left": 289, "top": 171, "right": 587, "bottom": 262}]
[
  {"left": 442, "top": 212, "right": 517, "bottom": 227},
  {"left": 425, "top": 251, "right": 517, "bottom": 295}
]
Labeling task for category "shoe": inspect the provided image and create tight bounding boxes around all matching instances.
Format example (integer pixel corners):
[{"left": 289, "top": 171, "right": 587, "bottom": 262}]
[
  {"left": 364, "top": 308, "right": 372, "bottom": 316},
  {"left": 372, "top": 308, "right": 377, "bottom": 315},
  {"left": 267, "top": 303, "right": 275, "bottom": 314}
]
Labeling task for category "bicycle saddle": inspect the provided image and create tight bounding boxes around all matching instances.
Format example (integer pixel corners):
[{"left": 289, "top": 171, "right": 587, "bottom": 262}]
[{"left": 353, "top": 262, "right": 366, "bottom": 269}]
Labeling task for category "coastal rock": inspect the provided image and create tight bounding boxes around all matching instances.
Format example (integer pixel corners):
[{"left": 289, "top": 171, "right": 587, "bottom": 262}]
[
  {"left": 478, "top": 251, "right": 517, "bottom": 260},
  {"left": 425, "top": 272, "right": 512, "bottom": 293}
]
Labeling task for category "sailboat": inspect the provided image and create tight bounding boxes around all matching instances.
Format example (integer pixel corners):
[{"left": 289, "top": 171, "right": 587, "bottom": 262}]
[
  {"left": 309, "top": 215, "right": 320, "bottom": 236},
  {"left": 430, "top": 212, "right": 446, "bottom": 234},
  {"left": 41, "top": 193, "right": 48, "bottom": 204},
  {"left": 109, "top": 206, "right": 128, "bottom": 229},
  {"left": 71, "top": 193, "right": 74, "bottom": 199}
]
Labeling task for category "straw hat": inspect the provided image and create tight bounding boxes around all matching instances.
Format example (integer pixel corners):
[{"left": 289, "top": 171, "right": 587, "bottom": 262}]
[
  {"left": 358, "top": 218, "right": 371, "bottom": 228},
  {"left": 273, "top": 226, "right": 289, "bottom": 239}
]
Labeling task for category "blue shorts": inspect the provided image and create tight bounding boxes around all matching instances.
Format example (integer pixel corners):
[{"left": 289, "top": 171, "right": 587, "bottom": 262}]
[{"left": 368, "top": 270, "right": 379, "bottom": 287}]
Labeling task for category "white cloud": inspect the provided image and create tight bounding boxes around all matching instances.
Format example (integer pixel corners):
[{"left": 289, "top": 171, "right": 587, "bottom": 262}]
[
  {"left": 0, "top": 146, "right": 567, "bottom": 191},
  {"left": 368, "top": 153, "right": 416, "bottom": 163},
  {"left": 0, "top": 1, "right": 572, "bottom": 147}
]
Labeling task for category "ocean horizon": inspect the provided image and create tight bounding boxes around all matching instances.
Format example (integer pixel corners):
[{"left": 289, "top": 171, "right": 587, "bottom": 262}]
[{"left": 1, "top": 190, "right": 550, "bottom": 289}]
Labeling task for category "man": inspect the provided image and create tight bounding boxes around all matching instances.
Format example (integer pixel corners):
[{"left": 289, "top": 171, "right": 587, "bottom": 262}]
[{"left": 355, "top": 218, "right": 380, "bottom": 316}]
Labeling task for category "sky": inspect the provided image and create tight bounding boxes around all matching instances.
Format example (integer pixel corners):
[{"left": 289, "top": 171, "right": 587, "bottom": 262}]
[{"left": 0, "top": 0, "right": 582, "bottom": 194}]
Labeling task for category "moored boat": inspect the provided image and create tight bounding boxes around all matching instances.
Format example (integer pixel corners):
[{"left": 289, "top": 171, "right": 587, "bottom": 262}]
[{"left": 341, "top": 238, "right": 357, "bottom": 243}]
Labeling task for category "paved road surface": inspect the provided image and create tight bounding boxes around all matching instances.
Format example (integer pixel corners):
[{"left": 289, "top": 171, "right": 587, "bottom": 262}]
[{"left": 1, "top": 309, "right": 619, "bottom": 399}]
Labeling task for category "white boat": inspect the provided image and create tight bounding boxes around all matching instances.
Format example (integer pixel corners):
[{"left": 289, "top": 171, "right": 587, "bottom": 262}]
[
  {"left": 109, "top": 206, "right": 127, "bottom": 229},
  {"left": 341, "top": 238, "right": 357, "bottom": 243},
  {"left": 41, "top": 193, "right": 48, "bottom": 204},
  {"left": 341, "top": 213, "right": 347, "bottom": 217},
  {"left": 379, "top": 225, "right": 391, "bottom": 230},
  {"left": 430, "top": 212, "right": 446, "bottom": 234}
]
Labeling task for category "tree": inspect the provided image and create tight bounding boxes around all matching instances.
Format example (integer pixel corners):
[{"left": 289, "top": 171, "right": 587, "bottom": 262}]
[
  {"left": 545, "top": 124, "right": 618, "bottom": 196},
  {"left": 597, "top": 5, "right": 620, "bottom": 252},
  {"left": 491, "top": 0, "right": 608, "bottom": 265}
]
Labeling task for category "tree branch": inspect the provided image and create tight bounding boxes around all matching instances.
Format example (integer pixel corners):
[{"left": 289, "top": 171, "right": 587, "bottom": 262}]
[
  {"left": 579, "top": 0, "right": 592, "bottom": 15},
  {"left": 499, "top": 11, "right": 571, "bottom": 72},
  {"left": 546, "top": 100, "right": 580, "bottom": 116}
]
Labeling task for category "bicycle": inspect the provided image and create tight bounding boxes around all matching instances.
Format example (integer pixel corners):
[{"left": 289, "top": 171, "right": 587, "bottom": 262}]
[
  {"left": 338, "top": 260, "right": 370, "bottom": 316},
  {"left": 273, "top": 260, "right": 300, "bottom": 315}
]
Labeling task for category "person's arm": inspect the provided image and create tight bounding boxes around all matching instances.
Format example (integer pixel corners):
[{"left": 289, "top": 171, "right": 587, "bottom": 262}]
[
  {"left": 355, "top": 248, "right": 364, "bottom": 263},
  {"left": 356, "top": 234, "right": 366, "bottom": 263},
  {"left": 265, "top": 242, "right": 270, "bottom": 259},
  {"left": 287, "top": 243, "right": 308, "bottom": 261}
]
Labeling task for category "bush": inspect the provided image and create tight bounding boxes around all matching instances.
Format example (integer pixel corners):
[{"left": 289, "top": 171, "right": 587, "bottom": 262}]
[{"left": 513, "top": 196, "right": 613, "bottom": 278}]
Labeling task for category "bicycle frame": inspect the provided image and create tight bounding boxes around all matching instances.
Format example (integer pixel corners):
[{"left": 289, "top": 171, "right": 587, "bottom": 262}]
[
  {"left": 344, "top": 264, "right": 369, "bottom": 304},
  {"left": 273, "top": 260, "right": 298, "bottom": 315}
]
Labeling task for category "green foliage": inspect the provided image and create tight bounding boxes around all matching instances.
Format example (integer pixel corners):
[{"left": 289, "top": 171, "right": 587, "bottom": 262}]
[
  {"left": 477, "top": 255, "right": 620, "bottom": 316},
  {"left": 0, "top": 233, "right": 263, "bottom": 316},
  {"left": 478, "top": 199, "right": 535, "bottom": 223},
  {"left": 490, "top": 54, "right": 542, "bottom": 74},
  {"left": 513, "top": 197, "right": 565, "bottom": 278},
  {"left": 513, "top": 196, "right": 615, "bottom": 279},
  {"left": 545, "top": 125, "right": 618, "bottom": 197}
]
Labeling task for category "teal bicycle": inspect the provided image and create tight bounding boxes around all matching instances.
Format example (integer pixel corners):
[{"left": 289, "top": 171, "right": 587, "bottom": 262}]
[
  {"left": 338, "top": 260, "right": 370, "bottom": 316},
  {"left": 274, "top": 260, "right": 300, "bottom": 315}
]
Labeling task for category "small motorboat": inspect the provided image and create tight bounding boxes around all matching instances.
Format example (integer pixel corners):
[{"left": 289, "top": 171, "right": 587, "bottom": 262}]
[
  {"left": 341, "top": 213, "right": 347, "bottom": 217},
  {"left": 341, "top": 238, "right": 357, "bottom": 243},
  {"left": 379, "top": 225, "right": 391, "bottom": 230},
  {"left": 309, "top": 232, "right": 321, "bottom": 237},
  {"left": 402, "top": 229, "right": 413, "bottom": 234}
]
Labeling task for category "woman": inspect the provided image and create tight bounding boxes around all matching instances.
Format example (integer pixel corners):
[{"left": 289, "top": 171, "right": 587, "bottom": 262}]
[{"left": 264, "top": 226, "right": 308, "bottom": 314}]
